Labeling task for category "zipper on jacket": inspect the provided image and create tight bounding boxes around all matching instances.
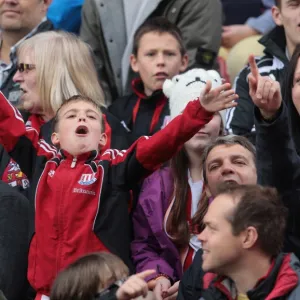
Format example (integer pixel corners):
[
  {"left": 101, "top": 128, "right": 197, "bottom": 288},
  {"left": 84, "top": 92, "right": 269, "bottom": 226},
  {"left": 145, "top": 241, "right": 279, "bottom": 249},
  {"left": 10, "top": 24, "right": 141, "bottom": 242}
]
[{"left": 71, "top": 157, "right": 77, "bottom": 168}]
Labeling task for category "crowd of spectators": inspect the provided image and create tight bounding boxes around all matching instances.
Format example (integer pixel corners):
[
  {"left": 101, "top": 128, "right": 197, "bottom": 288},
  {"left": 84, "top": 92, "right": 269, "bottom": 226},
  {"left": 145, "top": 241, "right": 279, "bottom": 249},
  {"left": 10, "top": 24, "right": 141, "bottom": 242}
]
[{"left": 1, "top": 1, "right": 300, "bottom": 300}]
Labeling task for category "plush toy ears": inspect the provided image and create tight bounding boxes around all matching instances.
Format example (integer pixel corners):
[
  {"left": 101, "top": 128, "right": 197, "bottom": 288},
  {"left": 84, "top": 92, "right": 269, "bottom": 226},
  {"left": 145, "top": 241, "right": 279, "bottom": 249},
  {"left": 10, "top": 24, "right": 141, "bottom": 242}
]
[
  {"left": 162, "top": 79, "right": 175, "bottom": 98},
  {"left": 207, "top": 70, "right": 222, "bottom": 85}
]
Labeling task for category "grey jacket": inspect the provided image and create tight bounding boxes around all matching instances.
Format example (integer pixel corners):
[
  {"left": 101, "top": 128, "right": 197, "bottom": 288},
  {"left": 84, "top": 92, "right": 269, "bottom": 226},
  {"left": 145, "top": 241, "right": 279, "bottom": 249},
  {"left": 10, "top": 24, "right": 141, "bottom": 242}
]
[{"left": 80, "top": 0, "right": 222, "bottom": 104}]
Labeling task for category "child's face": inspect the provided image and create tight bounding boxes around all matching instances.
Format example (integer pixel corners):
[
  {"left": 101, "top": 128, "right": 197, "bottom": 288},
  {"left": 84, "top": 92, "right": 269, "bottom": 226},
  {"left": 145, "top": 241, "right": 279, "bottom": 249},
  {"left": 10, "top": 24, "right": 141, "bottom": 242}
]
[
  {"left": 130, "top": 32, "right": 188, "bottom": 96},
  {"left": 51, "top": 101, "right": 106, "bottom": 156},
  {"left": 184, "top": 113, "right": 222, "bottom": 152}
]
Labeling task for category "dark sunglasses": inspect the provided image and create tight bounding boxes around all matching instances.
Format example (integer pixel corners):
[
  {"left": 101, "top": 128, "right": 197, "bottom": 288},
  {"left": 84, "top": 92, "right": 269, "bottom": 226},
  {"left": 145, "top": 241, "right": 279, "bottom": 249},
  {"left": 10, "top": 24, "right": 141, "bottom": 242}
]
[{"left": 17, "top": 63, "right": 36, "bottom": 73}]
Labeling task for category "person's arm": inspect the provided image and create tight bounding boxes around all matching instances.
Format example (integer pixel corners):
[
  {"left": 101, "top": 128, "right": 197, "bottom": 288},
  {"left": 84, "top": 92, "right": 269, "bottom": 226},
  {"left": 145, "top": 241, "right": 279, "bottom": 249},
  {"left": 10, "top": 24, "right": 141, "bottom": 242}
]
[
  {"left": 246, "top": 54, "right": 300, "bottom": 190},
  {"left": 222, "top": 0, "right": 275, "bottom": 48},
  {"left": 131, "top": 172, "right": 177, "bottom": 284},
  {"left": 175, "top": 0, "right": 222, "bottom": 68},
  {"left": 245, "top": 9, "right": 275, "bottom": 35},
  {"left": 80, "top": 0, "right": 113, "bottom": 102},
  {"left": 132, "top": 205, "right": 175, "bottom": 298},
  {"left": 255, "top": 103, "right": 300, "bottom": 190},
  {"left": 0, "top": 183, "right": 29, "bottom": 300},
  {"left": 246, "top": 0, "right": 275, "bottom": 35},
  {"left": 0, "top": 92, "right": 57, "bottom": 177},
  {"left": 102, "top": 83, "right": 237, "bottom": 188}
]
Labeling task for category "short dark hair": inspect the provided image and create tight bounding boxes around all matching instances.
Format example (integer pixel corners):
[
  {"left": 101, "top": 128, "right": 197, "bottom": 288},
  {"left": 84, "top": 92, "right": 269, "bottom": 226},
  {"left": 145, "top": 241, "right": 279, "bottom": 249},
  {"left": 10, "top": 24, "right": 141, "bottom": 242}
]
[
  {"left": 50, "top": 252, "right": 129, "bottom": 300},
  {"left": 132, "top": 17, "right": 186, "bottom": 56},
  {"left": 275, "top": 0, "right": 281, "bottom": 7},
  {"left": 202, "top": 135, "right": 256, "bottom": 183},
  {"left": 217, "top": 184, "right": 287, "bottom": 257},
  {"left": 52, "top": 95, "right": 105, "bottom": 132}
]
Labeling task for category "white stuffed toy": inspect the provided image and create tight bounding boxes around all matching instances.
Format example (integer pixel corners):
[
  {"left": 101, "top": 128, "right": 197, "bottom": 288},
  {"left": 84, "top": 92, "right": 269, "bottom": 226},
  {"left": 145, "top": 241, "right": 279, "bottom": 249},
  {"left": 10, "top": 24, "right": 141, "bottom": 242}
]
[{"left": 163, "top": 68, "right": 226, "bottom": 126}]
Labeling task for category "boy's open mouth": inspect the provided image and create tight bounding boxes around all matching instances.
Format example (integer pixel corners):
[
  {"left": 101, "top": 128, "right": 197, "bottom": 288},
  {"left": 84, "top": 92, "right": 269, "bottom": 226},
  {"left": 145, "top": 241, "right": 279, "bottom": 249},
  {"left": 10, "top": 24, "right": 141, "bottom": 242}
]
[{"left": 75, "top": 125, "right": 89, "bottom": 135}]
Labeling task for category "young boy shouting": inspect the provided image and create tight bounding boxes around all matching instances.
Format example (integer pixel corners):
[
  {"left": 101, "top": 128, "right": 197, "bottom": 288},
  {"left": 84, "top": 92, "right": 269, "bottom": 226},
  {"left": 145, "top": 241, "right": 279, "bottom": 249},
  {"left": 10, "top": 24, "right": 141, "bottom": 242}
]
[
  {"left": 109, "top": 17, "right": 188, "bottom": 142},
  {"left": 0, "top": 81, "right": 237, "bottom": 299}
]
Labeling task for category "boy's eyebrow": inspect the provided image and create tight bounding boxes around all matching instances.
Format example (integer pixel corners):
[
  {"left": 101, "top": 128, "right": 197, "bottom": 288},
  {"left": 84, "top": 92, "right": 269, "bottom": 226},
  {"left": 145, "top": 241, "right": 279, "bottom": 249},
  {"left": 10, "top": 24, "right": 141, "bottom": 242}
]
[
  {"left": 63, "top": 108, "right": 78, "bottom": 116},
  {"left": 143, "top": 47, "right": 179, "bottom": 52},
  {"left": 86, "top": 109, "right": 100, "bottom": 115}
]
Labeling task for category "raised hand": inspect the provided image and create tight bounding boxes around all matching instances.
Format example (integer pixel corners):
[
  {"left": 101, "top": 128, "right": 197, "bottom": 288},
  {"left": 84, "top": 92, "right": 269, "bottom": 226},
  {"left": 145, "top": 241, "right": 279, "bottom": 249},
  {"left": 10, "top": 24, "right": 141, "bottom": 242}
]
[
  {"left": 200, "top": 80, "right": 238, "bottom": 113},
  {"left": 248, "top": 54, "right": 282, "bottom": 119},
  {"left": 116, "top": 269, "right": 155, "bottom": 300}
]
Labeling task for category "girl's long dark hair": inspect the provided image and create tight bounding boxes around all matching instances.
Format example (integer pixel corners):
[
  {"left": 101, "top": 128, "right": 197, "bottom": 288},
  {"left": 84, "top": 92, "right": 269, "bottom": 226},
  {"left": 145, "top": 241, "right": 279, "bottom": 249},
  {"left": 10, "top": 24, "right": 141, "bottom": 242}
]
[
  {"left": 282, "top": 44, "right": 300, "bottom": 154},
  {"left": 166, "top": 118, "right": 223, "bottom": 248}
]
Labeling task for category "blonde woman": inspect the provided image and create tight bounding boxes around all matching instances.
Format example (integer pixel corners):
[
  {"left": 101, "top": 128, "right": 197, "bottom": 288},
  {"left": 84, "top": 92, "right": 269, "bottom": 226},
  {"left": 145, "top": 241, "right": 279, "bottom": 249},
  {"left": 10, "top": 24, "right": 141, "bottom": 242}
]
[{"left": 0, "top": 31, "right": 130, "bottom": 191}]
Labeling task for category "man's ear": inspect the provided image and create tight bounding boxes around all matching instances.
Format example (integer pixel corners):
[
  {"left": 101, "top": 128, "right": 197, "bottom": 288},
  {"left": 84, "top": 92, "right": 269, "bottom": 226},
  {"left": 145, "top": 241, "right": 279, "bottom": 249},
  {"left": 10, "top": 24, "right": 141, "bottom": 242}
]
[
  {"left": 241, "top": 226, "right": 258, "bottom": 250},
  {"left": 51, "top": 132, "right": 60, "bottom": 147},
  {"left": 180, "top": 54, "right": 189, "bottom": 72},
  {"left": 272, "top": 5, "right": 282, "bottom": 26},
  {"left": 130, "top": 54, "right": 139, "bottom": 73},
  {"left": 99, "top": 133, "right": 107, "bottom": 148}
]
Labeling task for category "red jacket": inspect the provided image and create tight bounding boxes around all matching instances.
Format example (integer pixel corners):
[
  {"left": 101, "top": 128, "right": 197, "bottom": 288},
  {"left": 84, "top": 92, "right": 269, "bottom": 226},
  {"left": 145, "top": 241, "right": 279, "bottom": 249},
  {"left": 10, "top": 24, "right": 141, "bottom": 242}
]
[
  {"left": 0, "top": 106, "right": 131, "bottom": 193},
  {"left": 0, "top": 91, "right": 213, "bottom": 296}
]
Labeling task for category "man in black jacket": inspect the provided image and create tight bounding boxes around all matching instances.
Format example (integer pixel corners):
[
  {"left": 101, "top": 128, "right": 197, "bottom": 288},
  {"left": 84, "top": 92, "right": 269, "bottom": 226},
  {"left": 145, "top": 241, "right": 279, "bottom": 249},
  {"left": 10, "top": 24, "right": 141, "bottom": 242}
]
[
  {"left": 225, "top": 0, "right": 298, "bottom": 143},
  {"left": 0, "top": 0, "right": 53, "bottom": 106},
  {"left": 0, "top": 180, "right": 29, "bottom": 300}
]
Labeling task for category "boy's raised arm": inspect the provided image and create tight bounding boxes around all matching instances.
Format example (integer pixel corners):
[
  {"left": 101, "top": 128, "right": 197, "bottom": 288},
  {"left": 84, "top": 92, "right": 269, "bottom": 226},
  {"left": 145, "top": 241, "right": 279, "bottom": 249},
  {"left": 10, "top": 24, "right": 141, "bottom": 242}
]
[
  {"left": 0, "top": 92, "right": 57, "bottom": 166},
  {"left": 103, "top": 82, "right": 237, "bottom": 187}
]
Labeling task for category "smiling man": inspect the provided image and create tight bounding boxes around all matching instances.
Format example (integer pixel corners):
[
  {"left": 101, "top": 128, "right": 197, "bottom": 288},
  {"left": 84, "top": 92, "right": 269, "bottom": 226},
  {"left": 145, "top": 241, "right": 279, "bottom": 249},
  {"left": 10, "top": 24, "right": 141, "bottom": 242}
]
[
  {"left": 179, "top": 183, "right": 300, "bottom": 300},
  {"left": 197, "top": 184, "right": 300, "bottom": 300},
  {"left": 0, "top": 0, "right": 53, "bottom": 106}
]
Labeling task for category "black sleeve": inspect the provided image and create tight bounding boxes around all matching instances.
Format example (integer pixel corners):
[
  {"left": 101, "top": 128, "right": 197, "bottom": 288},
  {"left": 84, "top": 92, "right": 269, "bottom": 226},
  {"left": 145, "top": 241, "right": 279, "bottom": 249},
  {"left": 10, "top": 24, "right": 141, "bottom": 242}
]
[
  {"left": 0, "top": 182, "right": 29, "bottom": 300},
  {"left": 254, "top": 103, "right": 300, "bottom": 190},
  {"left": 177, "top": 249, "right": 205, "bottom": 300},
  {"left": 254, "top": 104, "right": 300, "bottom": 258},
  {"left": 226, "top": 67, "right": 255, "bottom": 137}
]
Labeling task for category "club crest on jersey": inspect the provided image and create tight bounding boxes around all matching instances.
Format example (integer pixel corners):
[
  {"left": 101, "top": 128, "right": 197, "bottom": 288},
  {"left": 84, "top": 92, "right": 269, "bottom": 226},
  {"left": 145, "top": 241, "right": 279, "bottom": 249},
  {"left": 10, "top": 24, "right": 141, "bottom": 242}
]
[{"left": 78, "top": 173, "right": 97, "bottom": 185}]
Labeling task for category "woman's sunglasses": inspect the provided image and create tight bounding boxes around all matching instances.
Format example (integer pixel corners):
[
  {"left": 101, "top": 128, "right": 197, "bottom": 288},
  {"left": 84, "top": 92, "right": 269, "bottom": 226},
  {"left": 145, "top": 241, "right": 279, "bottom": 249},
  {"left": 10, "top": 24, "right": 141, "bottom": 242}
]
[{"left": 17, "top": 63, "right": 36, "bottom": 73}]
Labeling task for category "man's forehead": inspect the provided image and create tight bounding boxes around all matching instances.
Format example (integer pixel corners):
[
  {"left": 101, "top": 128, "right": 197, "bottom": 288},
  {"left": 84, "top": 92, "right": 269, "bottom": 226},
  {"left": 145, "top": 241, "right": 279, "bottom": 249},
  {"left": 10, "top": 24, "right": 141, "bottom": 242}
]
[
  {"left": 205, "top": 194, "right": 235, "bottom": 220},
  {"left": 207, "top": 144, "right": 252, "bottom": 161}
]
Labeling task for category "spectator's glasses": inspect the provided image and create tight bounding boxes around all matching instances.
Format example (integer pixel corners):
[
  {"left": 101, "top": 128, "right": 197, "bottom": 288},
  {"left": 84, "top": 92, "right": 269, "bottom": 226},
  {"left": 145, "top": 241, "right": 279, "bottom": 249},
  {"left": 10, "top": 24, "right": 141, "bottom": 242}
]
[{"left": 17, "top": 63, "right": 36, "bottom": 73}]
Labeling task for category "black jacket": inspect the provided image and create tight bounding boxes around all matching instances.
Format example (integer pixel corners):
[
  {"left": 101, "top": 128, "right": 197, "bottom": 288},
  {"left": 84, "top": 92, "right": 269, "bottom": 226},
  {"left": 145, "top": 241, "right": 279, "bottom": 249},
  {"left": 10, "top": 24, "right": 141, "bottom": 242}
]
[
  {"left": 225, "top": 26, "right": 289, "bottom": 144},
  {"left": 255, "top": 103, "right": 300, "bottom": 259},
  {"left": 108, "top": 79, "right": 170, "bottom": 144},
  {"left": 178, "top": 251, "right": 300, "bottom": 300},
  {"left": 0, "top": 181, "right": 29, "bottom": 300},
  {"left": 178, "top": 249, "right": 205, "bottom": 300},
  {"left": 0, "top": 20, "right": 54, "bottom": 105}
]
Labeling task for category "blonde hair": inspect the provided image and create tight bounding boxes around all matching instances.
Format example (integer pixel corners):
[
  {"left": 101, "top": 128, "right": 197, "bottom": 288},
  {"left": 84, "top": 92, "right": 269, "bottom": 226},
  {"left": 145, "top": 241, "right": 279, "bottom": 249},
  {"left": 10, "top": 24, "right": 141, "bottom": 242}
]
[
  {"left": 17, "top": 31, "right": 106, "bottom": 115},
  {"left": 50, "top": 252, "right": 129, "bottom": 300}
]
